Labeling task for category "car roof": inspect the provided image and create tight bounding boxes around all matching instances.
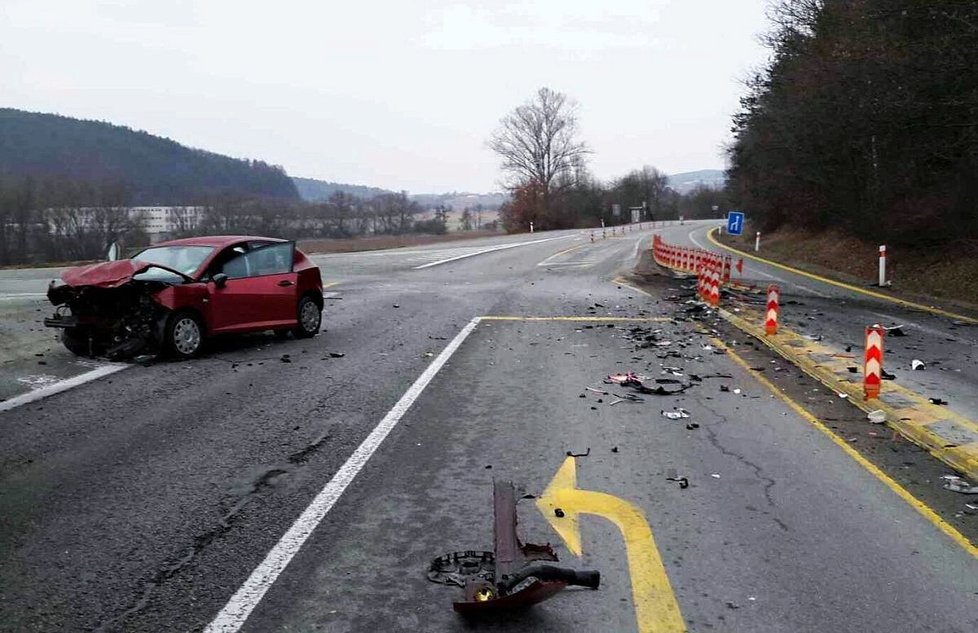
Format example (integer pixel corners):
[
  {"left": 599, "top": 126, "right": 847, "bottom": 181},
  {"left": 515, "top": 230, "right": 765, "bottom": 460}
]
[{"left": 149, "top": 235, "right": 287, "bottom": 248}]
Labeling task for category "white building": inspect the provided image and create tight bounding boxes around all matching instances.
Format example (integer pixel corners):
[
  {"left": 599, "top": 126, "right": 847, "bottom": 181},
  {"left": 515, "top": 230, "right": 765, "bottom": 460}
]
[{"left": 45, "top": 206, "right": 205, "bottom": 243}]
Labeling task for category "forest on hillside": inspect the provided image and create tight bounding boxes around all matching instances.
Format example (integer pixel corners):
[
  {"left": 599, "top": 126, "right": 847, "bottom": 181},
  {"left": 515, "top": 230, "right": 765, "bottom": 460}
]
[
  {"left": 727, "top": 1, "right": 978, "bottom": 246},
  {"left": 0, "top": 109, "right": 298, "bottom": 203}
]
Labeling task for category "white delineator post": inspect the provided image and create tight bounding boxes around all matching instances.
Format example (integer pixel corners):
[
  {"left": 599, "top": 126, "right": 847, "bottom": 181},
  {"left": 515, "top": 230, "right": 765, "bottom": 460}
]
[
  {"left": 878, "top": 245, "right": 886, "bottom": 286},
  {"left": 755, "top": 232, "right": 761, "bottom": 252},
  {"left": 529, "top": 222, "right": 534, "bottom": 233}
]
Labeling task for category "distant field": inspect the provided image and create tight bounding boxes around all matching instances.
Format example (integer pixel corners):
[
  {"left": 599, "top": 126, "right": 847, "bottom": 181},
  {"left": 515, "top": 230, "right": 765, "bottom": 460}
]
[
  {"left": 415, "top": 207, "right": 501, "bottom": 231},
  {"left": 298, "top": 230, "right": 503, "bottom": 254}
]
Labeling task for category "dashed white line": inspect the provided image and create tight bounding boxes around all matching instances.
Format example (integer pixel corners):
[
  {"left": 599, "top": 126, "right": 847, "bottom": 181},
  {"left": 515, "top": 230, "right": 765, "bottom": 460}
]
[
  {"left": 203, "top": 317, "right": 482, "bottom": 633},
  {"left": 413, "top": 236, "right": 572, "bottom": 269}
]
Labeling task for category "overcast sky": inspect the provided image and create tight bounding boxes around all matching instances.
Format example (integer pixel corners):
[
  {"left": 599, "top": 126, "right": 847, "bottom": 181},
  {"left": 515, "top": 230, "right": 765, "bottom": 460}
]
[{"left": 2, "top": 1, "right": 772, "bottom": 193}]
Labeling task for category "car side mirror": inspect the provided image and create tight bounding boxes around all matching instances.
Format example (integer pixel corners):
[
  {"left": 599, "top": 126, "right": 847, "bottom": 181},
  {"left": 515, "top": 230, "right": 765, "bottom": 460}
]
[{"left": 212, "top": 273, "right": 229, "bottom": 288}]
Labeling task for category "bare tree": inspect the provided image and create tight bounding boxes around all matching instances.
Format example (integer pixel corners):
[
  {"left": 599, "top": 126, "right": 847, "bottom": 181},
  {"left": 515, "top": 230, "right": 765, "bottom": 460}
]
[{"left": 489, "top": 87, "right": 590, "bottom": 225}]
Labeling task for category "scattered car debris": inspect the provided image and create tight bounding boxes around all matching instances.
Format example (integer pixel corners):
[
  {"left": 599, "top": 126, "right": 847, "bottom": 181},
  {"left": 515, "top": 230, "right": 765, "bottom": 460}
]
[
  {"left": 685, "top": 422, "right": 700, "bottom": 430},
  {"left": 427, "top": 481, "right": 600, "bottom": 613},
  {"left": 941, "top": 475, "right": 978, "bottom": 494},
  {"left": 666, "top": 473, "right": 689, "bottom": 489},
  {"left": 883, "top": 325, "right": 907, "bottom": 337},
  {"left": 929, "top": 397, "right": 948, "bottom": 405},
  {"left": 911, "top": 359, "right": 925, "bottom": 371},
  {"left": 661, "top": 408, "right": 691, "bottom": 420},
  {"left": 329, "top": 352, "right": 345, "bottom": 358},
  {"left": 867, "top": 410, "right": 886, "bottom": 424},
  {"left": 566, "top": 448, "right": 590, "bottom": 458},
  {"left": 710, "top": 473, "right": 721, "bottom": 479},
  {"left": 880, "top": 369, "right": 896, "bottom": 380},
  {"left": 847, "top": 366, "right": 859, "bottom": 373},
  {"left": 720, "top": 385, "right": 730, "bottom": 392}
]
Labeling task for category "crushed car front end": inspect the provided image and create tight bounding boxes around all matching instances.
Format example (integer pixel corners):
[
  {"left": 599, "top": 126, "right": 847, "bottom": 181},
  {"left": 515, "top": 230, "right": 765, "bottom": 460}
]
[{"left": 44, "top": 260, "right": 193, "bottom": 359}]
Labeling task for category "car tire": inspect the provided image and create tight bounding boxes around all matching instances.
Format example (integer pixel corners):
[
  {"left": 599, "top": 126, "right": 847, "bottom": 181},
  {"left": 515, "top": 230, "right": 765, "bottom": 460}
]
[
  {"left": 62, "top": 327, "right": 100, "bottom": 357},
  {"left": 165, "top": 311, "right": 205, "bottom": 359},
  {"left": 293, "top": 295, "right": 321, "bottom": 339}
]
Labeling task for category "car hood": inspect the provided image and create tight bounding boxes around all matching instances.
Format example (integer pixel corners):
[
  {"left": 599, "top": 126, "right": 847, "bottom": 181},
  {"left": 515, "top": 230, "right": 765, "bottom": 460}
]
[{"left": 60, "top": 259, "right": 190, "bottom": 288}]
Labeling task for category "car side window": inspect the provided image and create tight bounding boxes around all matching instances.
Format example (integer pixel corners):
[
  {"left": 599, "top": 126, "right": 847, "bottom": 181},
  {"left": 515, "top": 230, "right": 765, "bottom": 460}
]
[
  {"left": 215, "top": 245, "right": 251, "bottom": 280},
  {"left": 219, "top": 243, "right": 293, "bottom": 279}
]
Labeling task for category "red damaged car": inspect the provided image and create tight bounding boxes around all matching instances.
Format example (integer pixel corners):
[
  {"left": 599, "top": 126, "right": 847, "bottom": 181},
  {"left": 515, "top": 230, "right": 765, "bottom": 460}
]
[{"left": 45, "top": 236, "right": 324, "bottom": 359}]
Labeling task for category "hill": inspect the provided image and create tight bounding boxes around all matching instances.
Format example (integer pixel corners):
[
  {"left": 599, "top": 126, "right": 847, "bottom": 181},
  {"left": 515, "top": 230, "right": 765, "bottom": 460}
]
[
  {"left": 667, "top": 169, "right": 726, "bottom": 194},
  {"left": 0, "top": 108, "right": 298, "bottom": 203},
  {"left": 292, "top": 177, "right": 393, "bottom": 201},
  {"left": 293, "top": 178, "right": 509, "bottom": 212}
]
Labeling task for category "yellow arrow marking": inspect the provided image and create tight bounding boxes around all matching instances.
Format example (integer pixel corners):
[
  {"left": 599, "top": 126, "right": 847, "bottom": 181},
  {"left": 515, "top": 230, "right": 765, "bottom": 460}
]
[{"left": 536, "top": 457, "right": 686, "bottom": 632}]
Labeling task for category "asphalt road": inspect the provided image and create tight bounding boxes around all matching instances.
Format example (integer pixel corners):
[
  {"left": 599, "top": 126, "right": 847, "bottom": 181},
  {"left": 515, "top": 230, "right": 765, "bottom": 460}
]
[{"left": 1, "top": 221, "right": 976, "bottom": 633}]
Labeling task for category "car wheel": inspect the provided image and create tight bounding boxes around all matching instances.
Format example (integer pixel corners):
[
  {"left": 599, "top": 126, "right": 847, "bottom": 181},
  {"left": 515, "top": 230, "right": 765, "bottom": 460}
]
[
  {"left": 165, "top": 311, "right": 204, "bottom": 358},
  {"left": 293, "top": 295, "right": 321, "bottom": 338},
  {"left": 62, "top": 327, "right": 101, "bottom": 357}
]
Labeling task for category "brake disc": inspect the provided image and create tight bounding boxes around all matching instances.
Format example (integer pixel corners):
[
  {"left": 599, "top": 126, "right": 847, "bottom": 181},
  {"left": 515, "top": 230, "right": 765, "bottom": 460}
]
[{"left": 427, "top": 551, "right": 495, "bottom": 588}]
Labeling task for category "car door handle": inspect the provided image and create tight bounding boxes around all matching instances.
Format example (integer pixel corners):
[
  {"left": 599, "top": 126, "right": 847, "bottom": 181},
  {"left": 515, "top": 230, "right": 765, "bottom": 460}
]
[{"left": 278, "top": 280, "right": 295, "bottom": 287}]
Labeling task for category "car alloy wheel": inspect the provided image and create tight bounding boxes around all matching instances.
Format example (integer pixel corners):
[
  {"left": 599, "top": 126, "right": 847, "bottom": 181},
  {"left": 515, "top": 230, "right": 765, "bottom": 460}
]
[
  {"left": 172, "top": 315, "right": 202, "bottom": 355},
  {"left": 294, "top": 295, "right": 322, "bottom": 338},
  {"left": 300, "top": 299, "right": 320, "bottom": 333}
]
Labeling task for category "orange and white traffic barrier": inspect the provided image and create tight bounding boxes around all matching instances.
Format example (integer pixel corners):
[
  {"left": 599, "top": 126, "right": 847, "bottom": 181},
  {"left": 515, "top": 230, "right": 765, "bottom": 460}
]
[
  {"left": 864, "top": 324, "right": 885, "bottom": 400},
  {"left": 722, "top": 256, "right": 731, "bottom": 284},
  {"left": 765, "top": 285, "right": 780, "bottom": 335},
  {"left": 708, "top": 256, "right": 721, "bottom": 307}
]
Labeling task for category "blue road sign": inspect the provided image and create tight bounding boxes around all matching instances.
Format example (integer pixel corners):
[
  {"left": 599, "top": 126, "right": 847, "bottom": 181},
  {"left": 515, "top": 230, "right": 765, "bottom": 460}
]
[{"left": 726, "top": 211, "right": 745, "bottom": 236}]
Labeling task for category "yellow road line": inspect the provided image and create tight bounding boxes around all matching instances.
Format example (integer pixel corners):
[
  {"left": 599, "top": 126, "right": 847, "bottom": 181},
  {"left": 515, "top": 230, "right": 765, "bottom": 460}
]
[
  {"left": 705, "top": 227, "right": 977, "bottom": 324},
  {"left": 538, "top": 457, "right": 686, "bottom": 633},
  {"left": 479, "top": 315, "right": 671, "bottom": 322},
  {"left": 716, "top": 337, "right": 978, "bottom": 559},
  {"left": 719, "top": 306, "right": 978, "bottom": 479}
]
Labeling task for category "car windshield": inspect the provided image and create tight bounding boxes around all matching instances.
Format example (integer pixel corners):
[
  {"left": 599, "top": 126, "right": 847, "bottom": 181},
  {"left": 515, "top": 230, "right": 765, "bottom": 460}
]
[{"left": 134, "top": 245, "right": 214, "bottom": 276}]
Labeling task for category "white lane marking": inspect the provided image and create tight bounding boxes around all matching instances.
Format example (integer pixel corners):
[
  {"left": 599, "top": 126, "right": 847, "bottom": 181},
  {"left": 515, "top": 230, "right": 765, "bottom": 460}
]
[
  {"left": 0, "top": 292, "right": 47, "bottom": 300},
  {"left": 413, "top": 236, "right": 571, "bottom": 269},
  {"left": 631, "top": 233, "right": 648, "bottom": 262},
  {"left": 0, "top": 364, "right": 130, "bottom": 413},
  {"left": 203, "top": 317, "right": 482, "bottom": 633},
  {"left": 869, "top": 311, "right": 975, "bottom": 344},
  {"left": 538, "top": 262, "right": 595, "bottom": 268},
  {"left": 794, "top": 283, "right": 830, "bottom": 298}
]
